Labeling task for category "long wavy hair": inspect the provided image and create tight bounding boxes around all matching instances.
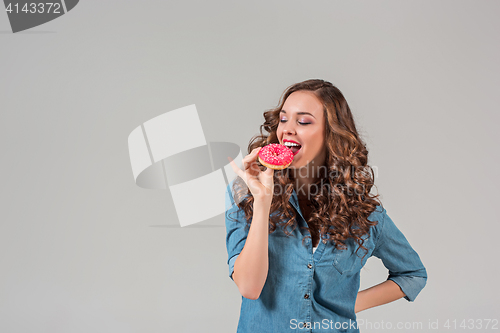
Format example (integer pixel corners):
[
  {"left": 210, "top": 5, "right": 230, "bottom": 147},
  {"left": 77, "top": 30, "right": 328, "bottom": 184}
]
[{"left": 229, "top": 79, "right": 383, "bottom": 262}]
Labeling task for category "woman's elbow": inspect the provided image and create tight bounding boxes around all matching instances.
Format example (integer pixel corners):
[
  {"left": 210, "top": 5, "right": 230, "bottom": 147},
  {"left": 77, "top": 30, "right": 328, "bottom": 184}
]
[
  {"left": 233, "top": 271, "right": 265, "bottom": 300},
  {"left": 240, "top": 287, "right": 262, "bottom": 300},
  {"left": 234, "top": 277, "right": 261, "bottom": 299}
]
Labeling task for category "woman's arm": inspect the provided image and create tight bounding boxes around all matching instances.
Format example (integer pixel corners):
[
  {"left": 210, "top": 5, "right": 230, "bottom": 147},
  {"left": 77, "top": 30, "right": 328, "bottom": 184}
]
[
  {"left": 232, "top": 198, "right": 272, "bottom": 300},
  {"left": 358, "top": 208, "right": 427, "bottom": 311},
  {"left": 355, "top": 280, "right": 406, "bottom": 313}
]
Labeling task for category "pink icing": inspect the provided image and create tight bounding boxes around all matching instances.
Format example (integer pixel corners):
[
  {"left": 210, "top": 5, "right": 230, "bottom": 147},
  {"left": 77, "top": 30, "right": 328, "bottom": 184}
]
[{"left": 258, "top": 144, "right": 294, "bottom": 166}]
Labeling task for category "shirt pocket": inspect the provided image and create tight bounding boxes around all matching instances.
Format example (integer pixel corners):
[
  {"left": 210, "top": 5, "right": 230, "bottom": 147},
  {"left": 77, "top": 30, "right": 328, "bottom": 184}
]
[{"left": 332, "top": 247, "right": 358, "bottom": 275}]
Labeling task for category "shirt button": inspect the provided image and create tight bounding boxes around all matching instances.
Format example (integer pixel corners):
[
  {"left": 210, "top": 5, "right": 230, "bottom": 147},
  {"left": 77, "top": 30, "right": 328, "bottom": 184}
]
[
  {"left": 304, "top": 294, "right": 309, "bottom": 299},
  {"left": 307, "top": 263, "right": 312, "bottom": 269},
  {"left": 322, "top": 239, "right": 327, "bottom": 244}
]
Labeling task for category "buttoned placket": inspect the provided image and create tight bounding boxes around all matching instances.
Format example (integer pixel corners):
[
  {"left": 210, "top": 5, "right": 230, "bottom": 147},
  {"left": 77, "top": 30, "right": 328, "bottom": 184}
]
[
  {"left": 290, "top": 190, "right": 328, "bottom": 259},
  {"left": 226, "top": 179, "right": 427, "bottom": 333},
  {"left": 290, "top": 189, "right": 324, "bottom": 333}
]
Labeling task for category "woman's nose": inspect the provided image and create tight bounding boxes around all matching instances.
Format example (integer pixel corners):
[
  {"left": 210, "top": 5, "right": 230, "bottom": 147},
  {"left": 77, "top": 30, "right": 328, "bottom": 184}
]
[{"left": 283, "top": 124, "right": 296, "bottom": 135}]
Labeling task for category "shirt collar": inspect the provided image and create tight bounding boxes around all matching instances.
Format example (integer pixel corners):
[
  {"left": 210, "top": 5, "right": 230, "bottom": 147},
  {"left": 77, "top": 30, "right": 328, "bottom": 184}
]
[{"left": 289, "top": 187, "right": 299, "bottom": 211}]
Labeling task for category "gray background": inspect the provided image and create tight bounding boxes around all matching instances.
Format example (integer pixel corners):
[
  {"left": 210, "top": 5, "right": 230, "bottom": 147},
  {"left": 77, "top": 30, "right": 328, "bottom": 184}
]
[{"left": 1, "top": 0, "right": 499, "bottom": 332}]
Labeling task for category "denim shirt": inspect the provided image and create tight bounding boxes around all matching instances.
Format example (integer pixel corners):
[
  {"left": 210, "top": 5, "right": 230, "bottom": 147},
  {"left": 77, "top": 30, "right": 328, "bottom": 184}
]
[{"left": 225, "top": 182, "right": 427, "bottom": 333}]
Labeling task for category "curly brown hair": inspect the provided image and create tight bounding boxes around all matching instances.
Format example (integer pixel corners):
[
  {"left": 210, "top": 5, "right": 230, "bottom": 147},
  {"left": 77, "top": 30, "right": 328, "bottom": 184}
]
[{"left": 228, "top": 79, "right": 383, "bottom": 263}]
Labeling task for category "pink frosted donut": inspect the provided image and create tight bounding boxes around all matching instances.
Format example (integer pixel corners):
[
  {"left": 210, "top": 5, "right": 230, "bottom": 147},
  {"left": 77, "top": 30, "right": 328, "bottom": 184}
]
[{"left": 258, "top": 144, "right": 294, "bottom": 170}]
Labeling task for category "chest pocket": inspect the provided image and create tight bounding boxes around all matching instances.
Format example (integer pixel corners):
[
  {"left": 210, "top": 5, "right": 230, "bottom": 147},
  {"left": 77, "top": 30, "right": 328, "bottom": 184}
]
[
  {"left": 332, "top": 247, "right": 356, "bottom": 275},
  {"left": 331, "top": 239, "right": 365, "bottom": 275}
]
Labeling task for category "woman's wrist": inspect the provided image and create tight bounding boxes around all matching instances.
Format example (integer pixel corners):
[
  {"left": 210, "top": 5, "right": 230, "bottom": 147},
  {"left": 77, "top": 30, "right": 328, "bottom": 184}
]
[
  {"left": 354, "top": 290, "right": 366, "bottom": 313},
  {"left": 254, "top": 196, "right": 272, "bottom": 209}
]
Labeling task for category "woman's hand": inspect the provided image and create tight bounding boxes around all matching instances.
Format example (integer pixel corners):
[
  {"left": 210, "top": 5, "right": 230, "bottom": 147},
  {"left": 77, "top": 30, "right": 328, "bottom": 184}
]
[{"left": 228, "top": 147, "right": 274, "bottom": 205}]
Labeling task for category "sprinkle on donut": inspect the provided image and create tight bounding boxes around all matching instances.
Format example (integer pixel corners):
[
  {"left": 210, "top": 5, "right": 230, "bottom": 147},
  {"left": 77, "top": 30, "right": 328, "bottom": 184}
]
[{"left": 258, "top": 144, "right": 294, "bottom": 170}]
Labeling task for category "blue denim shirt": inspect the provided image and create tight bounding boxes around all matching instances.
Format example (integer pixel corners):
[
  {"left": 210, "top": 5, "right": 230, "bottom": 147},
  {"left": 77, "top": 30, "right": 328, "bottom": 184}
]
[{"left": 225, "top": 182, "right": 427, "bottom": 333}]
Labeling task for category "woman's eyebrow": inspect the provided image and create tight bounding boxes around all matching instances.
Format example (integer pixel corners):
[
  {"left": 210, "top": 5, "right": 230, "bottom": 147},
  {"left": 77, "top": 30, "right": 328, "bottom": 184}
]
[{"left": 280, "top": 109, "right": 316, "bottom": 119}]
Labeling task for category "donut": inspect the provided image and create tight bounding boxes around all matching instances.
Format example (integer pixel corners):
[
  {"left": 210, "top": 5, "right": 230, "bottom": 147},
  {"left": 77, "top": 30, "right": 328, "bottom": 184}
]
[{"left": 258, "top": 144, "right": 294, "bottom": 170}]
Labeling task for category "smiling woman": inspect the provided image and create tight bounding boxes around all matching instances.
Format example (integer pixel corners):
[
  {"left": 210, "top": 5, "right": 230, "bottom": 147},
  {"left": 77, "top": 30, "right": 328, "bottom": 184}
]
[
  {"left": 282, "top": 139, "right": 302, "bottom": 155},
  {"left": 277, "top": 90, "right": 327, "bottom": 172},
  {"left": 225, "top": 79, "right": 427, "bottom": 333}
]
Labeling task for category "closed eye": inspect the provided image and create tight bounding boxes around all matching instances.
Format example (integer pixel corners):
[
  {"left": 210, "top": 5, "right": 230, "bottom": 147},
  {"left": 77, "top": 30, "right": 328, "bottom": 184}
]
[{"left": 279, "top": 119, "right": 310, "bottom": 125}]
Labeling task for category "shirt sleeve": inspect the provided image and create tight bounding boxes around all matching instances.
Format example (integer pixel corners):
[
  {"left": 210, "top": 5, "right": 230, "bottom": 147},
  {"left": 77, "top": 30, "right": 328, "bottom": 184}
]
[
  {"left": 371, "top": 208, "right": 428, "bottom": 302},
  {"left": 225, "top": 182, "right": 251, "bottom": 281}
]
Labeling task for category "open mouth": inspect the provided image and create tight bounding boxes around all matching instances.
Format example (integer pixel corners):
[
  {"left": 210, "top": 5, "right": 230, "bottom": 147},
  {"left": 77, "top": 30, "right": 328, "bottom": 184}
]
[
  {"left": 289, "top": 145, "right": 301, "bottom": 155},
  {"left": 283, "top": 142, "right": 302, "bottom": 155}
]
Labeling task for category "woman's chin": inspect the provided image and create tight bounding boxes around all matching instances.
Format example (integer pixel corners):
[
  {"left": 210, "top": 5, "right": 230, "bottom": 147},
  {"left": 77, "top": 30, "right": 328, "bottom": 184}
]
[
  {"left": 289, "top": 159, "right": 305, "bottom": 169},
  {"left": 293, "top": 149, "right": 305, "bottom": 162}
]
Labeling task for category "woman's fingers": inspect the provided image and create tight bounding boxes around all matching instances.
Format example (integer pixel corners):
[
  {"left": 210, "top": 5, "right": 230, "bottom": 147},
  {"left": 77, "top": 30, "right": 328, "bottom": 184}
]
[
  {"left": 242, "top": 147, "right": 261, "bottom": 170},
  {"left": 227, "top": 156, "right": 244, "bottom": 180},
  {"left": 259, "top": 167, "right": 275, "bottom": 188},
  {"left": 252, "top": 147, "right": 262, "bottom": 153},
  {"left": 228, "top": 155, "right": 255, "bottom": 185},
  {"left": 227, "top": 148, "right": 272, "bottom": 199}
]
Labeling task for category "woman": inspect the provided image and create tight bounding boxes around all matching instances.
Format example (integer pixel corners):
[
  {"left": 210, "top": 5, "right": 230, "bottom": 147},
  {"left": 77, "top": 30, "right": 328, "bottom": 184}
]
[{"left": 225, "top": 79, "right": 427, "bottom": 333}]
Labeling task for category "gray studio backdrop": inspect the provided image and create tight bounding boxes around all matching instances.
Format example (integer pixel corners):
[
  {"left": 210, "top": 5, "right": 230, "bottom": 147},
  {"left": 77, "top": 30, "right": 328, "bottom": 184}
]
[{"left": 1, "top": 0, "right": 499, "bottom": 332}]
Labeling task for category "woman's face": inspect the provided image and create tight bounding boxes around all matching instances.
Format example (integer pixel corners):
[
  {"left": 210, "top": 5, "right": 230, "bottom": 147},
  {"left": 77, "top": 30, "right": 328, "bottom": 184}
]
[{"left": 277, "top": 90, "right": 326, "bottom": 170}]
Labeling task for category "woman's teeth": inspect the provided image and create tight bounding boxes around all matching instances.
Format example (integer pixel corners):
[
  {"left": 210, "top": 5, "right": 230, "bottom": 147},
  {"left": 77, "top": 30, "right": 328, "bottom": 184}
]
[{"left": 283, "top": 142, "right": 302, "bottom": 155}]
